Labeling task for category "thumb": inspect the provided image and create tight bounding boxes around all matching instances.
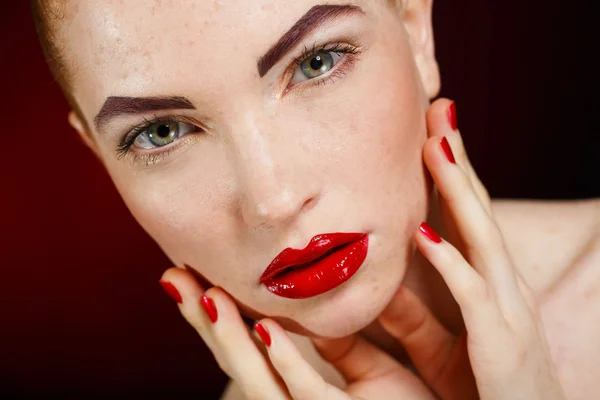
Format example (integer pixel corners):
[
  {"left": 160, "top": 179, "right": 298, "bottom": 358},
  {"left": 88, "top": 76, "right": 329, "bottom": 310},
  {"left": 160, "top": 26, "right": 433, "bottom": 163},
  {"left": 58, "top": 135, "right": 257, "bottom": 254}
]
[
  {"left": 311, "top": 333, "right": 404, "bottom": 385},
  {"left": 378, "top": 285, "right": 478, "bottom": 400}
]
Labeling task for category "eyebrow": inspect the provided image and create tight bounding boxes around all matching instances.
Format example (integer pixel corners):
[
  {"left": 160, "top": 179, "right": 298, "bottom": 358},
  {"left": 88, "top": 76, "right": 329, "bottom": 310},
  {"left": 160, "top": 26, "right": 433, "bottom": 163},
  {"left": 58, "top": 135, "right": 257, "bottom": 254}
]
[
  {"left": 257, "top": 4, "right": 364, "bottom": 78},
  {"left": 94, "top": 96, "right": 195, "bottom": 133}
]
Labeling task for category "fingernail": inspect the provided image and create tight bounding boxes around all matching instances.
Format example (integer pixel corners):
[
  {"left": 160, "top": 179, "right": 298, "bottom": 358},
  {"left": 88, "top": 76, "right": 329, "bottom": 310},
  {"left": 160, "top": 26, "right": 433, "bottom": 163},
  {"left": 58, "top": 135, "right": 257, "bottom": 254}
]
[
  {"left": 254, "top": 323, "right": 271, "bottom": 347},
  {"left": 419, "top": 222, "right": 442, "bottom": 244},
  {"left": 159, "top": 280, "right": 183, "bottom": 304},
  {"left": 448, "top": 101, "right": 458, "bottom": 131},
  {"left": 200, "top": 296, "right": 218, "bottom": 323},
  {"left": 441, "top": 137, "right": 456, "bottom": 164}
]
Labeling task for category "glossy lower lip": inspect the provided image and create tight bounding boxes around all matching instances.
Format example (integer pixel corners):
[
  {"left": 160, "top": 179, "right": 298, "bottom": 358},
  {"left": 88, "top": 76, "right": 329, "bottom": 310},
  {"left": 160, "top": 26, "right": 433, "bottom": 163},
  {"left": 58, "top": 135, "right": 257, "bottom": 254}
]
[{"left": 260, "top": 234, "right": 369, "bottom": 299}]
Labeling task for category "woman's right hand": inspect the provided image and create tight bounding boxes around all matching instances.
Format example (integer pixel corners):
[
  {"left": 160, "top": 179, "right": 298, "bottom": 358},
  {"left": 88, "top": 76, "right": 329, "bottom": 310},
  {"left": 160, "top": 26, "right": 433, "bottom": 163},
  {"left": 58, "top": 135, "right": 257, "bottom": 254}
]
[{"left": 159, "top": 268, "right": 439, "bottom": 400}]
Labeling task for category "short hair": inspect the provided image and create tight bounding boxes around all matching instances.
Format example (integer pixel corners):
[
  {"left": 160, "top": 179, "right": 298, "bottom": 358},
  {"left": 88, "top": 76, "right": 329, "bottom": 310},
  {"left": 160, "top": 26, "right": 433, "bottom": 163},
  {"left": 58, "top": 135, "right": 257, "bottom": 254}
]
[
  {"left": 31, "top": 0, "right": 89, "bottom": 132},
  {"left": 31, "top": 0, "right": 406, "bottom": 134}
]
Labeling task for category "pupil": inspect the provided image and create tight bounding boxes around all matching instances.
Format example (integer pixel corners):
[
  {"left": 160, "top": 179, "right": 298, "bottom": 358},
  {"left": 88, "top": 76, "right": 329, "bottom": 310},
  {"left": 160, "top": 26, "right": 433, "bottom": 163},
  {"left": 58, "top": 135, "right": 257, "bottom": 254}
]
[
  {"left": 310, "top": 55, "right": 324, "bottom": 71},
  {"left": 157, "top": 124, "right": 171, "bottom": 138}
]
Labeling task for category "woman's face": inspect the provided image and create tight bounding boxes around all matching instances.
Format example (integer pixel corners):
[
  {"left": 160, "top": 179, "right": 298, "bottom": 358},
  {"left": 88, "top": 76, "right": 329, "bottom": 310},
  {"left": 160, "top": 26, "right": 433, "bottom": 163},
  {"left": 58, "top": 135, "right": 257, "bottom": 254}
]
[{"left": 62, "top": 0, "right": 438, "bottom": 337}]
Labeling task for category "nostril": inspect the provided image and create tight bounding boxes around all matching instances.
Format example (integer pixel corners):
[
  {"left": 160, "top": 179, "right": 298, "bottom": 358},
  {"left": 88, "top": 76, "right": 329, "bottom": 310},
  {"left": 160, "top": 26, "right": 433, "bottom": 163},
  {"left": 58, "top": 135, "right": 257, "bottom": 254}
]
[
  {"left": 241, "top": 191, "right": 319, "bottom": 228},
  {"left": 301, "top": 195, "right": 319, "bottom": 213}
]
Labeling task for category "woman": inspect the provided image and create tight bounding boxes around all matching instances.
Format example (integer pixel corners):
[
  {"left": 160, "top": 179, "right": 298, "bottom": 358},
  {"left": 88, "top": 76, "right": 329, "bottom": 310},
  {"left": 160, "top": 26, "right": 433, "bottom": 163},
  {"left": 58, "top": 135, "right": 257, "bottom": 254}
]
[{"left": 31, "top": 0, "right": 596, "bottom": 398}]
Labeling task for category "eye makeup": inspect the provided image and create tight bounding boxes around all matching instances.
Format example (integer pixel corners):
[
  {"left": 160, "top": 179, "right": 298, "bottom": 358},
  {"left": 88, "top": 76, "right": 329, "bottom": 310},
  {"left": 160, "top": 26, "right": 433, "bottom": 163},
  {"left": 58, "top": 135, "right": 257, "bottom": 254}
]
[
  {"left": 116, "top": 114, "right": 203, "bottom": 159},
  {"left": 285, "top": 41, "right": 362, "bottom": 92},
  {"left": 114, "top": 38, "right": 364, "bottom": 164}
]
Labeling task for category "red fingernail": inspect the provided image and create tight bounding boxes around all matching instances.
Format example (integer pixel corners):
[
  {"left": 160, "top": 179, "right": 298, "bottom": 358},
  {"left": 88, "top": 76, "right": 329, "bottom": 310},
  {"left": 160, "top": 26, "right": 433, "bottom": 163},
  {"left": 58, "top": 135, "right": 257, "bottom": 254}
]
[
  {"left": 441, "top": 137, "right": 456, "bottom": 164},
  {"left": 200, "top": 296, "right": 218, "bottom": 323},
  {"left": 159, "top": 280, "right": 183, "bottom": 304},
  {"left": 254, "top": 323, "right": 271, "bottom": 347},
  {"left": 419, "top": 222, "right": 442, "bottom": 244},
  {"left": 448, "top": 101, "right": 458, "bottom": 131}
]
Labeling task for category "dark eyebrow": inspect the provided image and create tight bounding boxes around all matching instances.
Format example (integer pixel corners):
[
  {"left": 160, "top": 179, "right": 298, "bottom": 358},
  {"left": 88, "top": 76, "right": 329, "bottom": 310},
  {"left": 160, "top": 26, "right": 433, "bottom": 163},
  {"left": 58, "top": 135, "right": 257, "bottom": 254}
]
[
  {"left": 94, "top": 96, "right": 195, "bottom": 133},
  {"left": 257, "top": 4, "right": 364, "bottom": 78}
]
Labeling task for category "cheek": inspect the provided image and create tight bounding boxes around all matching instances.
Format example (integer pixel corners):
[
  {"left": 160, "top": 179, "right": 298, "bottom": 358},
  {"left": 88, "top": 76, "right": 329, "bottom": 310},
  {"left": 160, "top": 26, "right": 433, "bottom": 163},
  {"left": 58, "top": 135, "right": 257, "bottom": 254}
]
[
  {"left": 106, "top": 158, "right": 239, "bottom": 276},
  {"left": 292, "top": 39, "right": 429, "bottom": 226}
]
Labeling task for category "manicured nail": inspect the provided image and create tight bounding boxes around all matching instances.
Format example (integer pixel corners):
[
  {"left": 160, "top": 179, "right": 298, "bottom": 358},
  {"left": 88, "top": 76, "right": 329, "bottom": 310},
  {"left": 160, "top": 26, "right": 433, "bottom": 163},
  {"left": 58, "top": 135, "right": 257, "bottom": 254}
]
[
  {"left": 419, "top": 222, "right": 442, "bottom": 244},
  {"left": 159, "top": 280, "right": 183, "bottom": 304},
  {"left": 441, "top": 137, "right": 456, "bottom": 164},
  {"left": 448, "top": 101, "right": 458, "bottom": 131},
  {"left": 254, "top": 323, "right": 271, "bottom": 347},
  {"left": 200, "top": 296, "right": 218, "bottom": 323}
]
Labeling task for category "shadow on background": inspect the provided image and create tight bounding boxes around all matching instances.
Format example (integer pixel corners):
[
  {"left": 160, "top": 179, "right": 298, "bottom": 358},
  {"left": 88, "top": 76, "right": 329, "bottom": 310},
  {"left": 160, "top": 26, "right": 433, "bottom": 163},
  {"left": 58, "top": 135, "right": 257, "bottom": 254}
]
[{"left": 0, "top": 1, "right": 588, "bottom": 398}]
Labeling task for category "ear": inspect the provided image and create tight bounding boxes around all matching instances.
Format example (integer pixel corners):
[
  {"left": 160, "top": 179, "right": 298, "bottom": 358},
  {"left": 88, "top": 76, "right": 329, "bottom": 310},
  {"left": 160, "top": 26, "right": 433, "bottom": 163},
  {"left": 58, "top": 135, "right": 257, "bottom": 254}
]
[
  {"left": 400, "top": 0, "right": 440, "bottom": 99},
  {"left": 68, "top": 111, "right": 101, "bottom": 158}
]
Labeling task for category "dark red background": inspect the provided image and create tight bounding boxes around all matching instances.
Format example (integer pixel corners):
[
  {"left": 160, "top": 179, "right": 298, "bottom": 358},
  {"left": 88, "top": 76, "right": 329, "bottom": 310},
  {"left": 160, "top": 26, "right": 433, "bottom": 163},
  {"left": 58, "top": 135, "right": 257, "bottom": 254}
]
[{"left": 1, "top": 1, "right": 588, "bottom": 398}]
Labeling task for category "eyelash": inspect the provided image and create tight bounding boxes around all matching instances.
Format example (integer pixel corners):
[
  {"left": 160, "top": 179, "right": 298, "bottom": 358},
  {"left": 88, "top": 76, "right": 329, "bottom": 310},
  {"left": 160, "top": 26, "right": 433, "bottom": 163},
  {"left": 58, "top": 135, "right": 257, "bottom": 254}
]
[
  {"left": 293, "top": 42, "right": 360, "bottom": 70},
  {"left": 116, "top": 41, "right": 362, "bottom": 160},
  {"left": 116, "top": 115, "right": 200, "bottom": 161}
]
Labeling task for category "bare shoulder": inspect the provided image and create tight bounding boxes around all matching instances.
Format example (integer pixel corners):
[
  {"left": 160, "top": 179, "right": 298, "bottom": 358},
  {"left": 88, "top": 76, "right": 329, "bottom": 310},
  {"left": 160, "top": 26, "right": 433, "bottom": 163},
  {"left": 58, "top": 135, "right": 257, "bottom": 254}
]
[
  {"left": 491, "top": 198, "right": 600, "bottom": 296},
  {"left": 493, "top": 198, "right": 600, "bottom": 399}
]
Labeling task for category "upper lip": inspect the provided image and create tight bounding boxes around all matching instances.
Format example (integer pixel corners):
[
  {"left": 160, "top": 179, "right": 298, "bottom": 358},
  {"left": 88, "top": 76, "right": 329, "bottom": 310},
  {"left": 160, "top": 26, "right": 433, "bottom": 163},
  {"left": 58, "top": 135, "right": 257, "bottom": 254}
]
[{"left": 259, "top": 232, "right": 367, "bottom": 282}]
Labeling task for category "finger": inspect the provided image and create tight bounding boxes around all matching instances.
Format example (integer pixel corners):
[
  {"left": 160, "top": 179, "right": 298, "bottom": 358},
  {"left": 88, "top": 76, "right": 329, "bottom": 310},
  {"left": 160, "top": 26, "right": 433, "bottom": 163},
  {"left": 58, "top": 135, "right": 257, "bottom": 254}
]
[
  {"left": 160, "top": 269, "right": 289, "bottom": 400},
  {"left": 378, "top": 286, "right": 478, "bottom": 400},
  {"left": 255, "top": 319, "right": 349, "bottom": 400},
  {"left": 311, "top": 333, "right": 438, "bottom": 400},
  {"left": 203, "top": 288, "right": 290, "bottom": 400},
  {"left": 422, "top": 133, "right": 521, "bottom": 301},
  {"left": 378, "top": 286, "right": 454, "bottom": 382},
  {"left": 160, "top": 267, "right": 220, "bottom": 354},
  {"left": 414, "top": 222, "right": 502, "bottom": 335},
  {"left": 426, "top": 99, "right": 491, "bottom": 214},
  {"left": 310, "top": 332, "right": 403, "bottom": 385}
]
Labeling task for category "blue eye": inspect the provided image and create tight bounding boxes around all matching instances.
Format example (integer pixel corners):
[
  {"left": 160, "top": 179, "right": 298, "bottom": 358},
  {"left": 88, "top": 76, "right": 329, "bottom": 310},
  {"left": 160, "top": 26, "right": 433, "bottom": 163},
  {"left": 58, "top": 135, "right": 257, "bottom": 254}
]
[
  {"left": 134, "top": 120, "right": 196, "bottom": 149},
  {"left": 292, "top": 51, "right": 342, "bottom": 84}
]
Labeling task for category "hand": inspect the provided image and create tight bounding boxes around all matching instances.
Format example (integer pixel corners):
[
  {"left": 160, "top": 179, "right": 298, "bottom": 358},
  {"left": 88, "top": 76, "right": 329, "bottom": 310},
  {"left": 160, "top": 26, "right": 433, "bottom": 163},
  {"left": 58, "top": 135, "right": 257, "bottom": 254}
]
[
  {"left": 159, "top": 269, "right": 438, "bottom": 399},
  {"left": 376, "top": 98, "right": 565, "bottom": 399}
]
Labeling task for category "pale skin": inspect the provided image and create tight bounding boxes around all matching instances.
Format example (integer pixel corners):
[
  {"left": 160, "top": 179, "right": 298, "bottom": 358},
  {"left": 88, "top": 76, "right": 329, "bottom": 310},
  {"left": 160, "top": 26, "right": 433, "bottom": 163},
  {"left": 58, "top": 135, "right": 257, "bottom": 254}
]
[{"left": 49, "top": 0, "right": 599, "bottom": 398}]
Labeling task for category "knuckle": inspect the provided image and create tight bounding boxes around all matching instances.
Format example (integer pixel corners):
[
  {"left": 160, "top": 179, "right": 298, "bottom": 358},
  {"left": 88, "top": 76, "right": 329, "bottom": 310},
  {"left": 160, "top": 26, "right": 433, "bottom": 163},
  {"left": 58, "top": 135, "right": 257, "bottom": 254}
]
[
  {"left": 460, "top": 279, "right": 489, "bottom": 306},
  {"left": 180, "top": 307, "right": 206, "bottom": 332},
  {"left": 213, "top": 327, "right": 238, "bottom": 349},
  {"left": 444, "top": 171, "right": 473, "bottom": 206},
  {"left": 270, "top": 350, "right": 294, "bottom": 375},
  {"left": 215, "top": 356, "right": 233, "bottom": 377},
  {"left": 477, "top": 217, "right": 504, "bottom": 246}
]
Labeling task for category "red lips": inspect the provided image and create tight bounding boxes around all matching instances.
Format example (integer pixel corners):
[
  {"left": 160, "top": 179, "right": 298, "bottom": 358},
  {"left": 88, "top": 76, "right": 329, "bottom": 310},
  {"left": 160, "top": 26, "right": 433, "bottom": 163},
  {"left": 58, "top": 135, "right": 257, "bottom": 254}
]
[{"left": 259, "top": 232, "right": 369, "bottom": 299}]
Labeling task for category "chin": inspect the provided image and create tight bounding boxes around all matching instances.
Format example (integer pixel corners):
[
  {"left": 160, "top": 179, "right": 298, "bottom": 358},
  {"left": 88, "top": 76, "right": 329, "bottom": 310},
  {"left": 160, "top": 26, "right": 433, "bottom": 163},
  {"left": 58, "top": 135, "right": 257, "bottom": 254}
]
[{"left": 273, "top": 252, "right": 408, "bottom": 338}]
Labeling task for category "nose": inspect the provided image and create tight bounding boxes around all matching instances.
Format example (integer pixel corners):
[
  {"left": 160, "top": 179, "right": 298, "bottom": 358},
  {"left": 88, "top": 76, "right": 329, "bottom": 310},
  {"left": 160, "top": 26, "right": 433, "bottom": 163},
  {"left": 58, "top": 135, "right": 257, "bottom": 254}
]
[
  {"left": 242, "top": 184, "right": 318, "bottom": 229},
  {"left": 231, "top": 114, "right": 319, "bottom": 229}
]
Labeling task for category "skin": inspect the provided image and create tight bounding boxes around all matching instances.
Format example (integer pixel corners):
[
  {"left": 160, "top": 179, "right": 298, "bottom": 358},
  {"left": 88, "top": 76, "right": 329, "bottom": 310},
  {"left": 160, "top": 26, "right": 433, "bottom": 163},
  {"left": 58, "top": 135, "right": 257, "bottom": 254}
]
[
  {"left": 51, "top": 0, "right": 600, "bottom": 397},
  {"left": 64, "top": 0, "right": 439, "bottom": 338}
]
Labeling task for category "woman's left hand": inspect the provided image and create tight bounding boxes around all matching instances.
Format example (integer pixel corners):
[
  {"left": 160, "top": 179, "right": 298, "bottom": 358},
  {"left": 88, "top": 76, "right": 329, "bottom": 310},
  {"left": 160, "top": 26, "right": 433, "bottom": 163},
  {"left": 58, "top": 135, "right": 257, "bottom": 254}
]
[{"left": 373, "top": 98, "right": 566, "bottom": 399}]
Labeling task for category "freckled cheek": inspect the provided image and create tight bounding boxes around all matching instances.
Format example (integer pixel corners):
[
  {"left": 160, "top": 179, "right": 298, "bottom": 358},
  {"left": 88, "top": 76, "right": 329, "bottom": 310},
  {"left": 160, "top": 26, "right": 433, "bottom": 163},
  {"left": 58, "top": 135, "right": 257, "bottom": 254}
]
[{"left": 313, "top": 65, "right": 426, "bottom": 191}]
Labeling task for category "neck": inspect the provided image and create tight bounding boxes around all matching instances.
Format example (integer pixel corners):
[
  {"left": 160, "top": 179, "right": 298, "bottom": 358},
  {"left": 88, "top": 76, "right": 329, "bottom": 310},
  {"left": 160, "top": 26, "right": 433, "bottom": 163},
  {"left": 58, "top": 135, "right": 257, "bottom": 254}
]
[{"left": 358, "top": 189, "right": 464, "bottom": 360}]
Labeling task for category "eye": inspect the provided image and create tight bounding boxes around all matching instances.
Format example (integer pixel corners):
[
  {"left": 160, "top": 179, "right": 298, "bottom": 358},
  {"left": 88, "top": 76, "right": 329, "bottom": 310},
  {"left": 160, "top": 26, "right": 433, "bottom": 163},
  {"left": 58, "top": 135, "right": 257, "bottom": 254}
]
[
  {"left": 291, "top": 51, "right": 342, "bottom": 84},
  {"left": 134, "top": 120, "right": 196, "bottom": 149}
]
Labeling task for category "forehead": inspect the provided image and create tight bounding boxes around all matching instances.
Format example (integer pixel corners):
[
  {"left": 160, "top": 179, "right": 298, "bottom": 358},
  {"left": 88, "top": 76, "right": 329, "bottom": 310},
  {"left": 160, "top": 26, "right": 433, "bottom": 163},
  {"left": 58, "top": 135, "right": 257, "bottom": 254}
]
[{"left": 61, "top": 0, "right": 377, "bottom": 122}]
